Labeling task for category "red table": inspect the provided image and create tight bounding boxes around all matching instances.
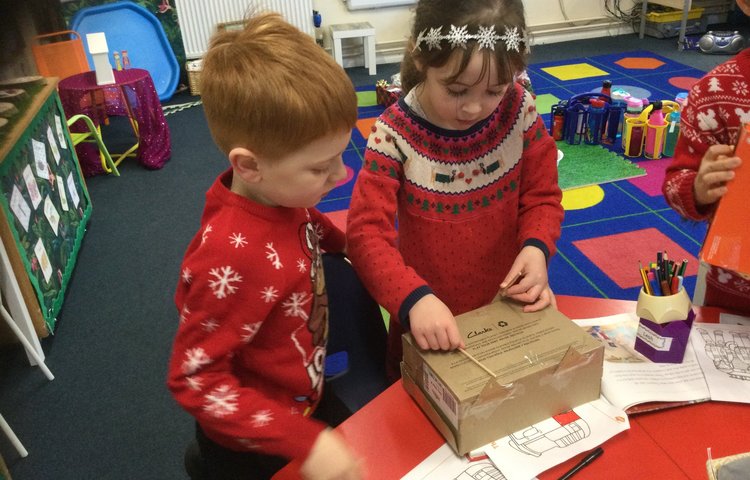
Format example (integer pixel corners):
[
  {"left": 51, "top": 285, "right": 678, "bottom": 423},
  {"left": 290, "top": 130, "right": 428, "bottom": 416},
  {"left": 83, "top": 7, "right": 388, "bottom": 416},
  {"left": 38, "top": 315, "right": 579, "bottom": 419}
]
[
  {"left": 58, "top": 68, "right": 170, "bottom": 176},
  {"left": 274, "top": 296, "right": 749, "bottom": 480}
]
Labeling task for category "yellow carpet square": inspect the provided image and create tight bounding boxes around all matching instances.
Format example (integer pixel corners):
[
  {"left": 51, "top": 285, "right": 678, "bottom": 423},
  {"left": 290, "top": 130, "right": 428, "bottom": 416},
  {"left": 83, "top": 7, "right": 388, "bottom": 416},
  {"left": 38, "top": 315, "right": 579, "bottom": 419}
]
[{"left": 542, "top": 63, "right": 609, "bottom": 81}]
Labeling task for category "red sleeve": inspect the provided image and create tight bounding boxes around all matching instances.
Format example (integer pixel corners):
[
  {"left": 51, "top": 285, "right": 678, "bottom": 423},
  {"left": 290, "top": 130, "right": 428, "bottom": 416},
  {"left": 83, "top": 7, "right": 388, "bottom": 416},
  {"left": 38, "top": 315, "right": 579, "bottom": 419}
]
[
  {"left": 517, "top": 103, "right": 564, "bottom": 258},
  {"left": 663, "top": 78, "right": 716, "bottom": 221},
  {"left": 346, "top": 123, "right": 430, "bottom": 318}
]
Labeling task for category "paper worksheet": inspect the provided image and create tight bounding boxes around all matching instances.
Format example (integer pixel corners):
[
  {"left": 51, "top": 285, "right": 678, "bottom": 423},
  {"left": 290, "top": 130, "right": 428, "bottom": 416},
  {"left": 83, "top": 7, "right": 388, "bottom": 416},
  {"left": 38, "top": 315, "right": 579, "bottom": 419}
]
[
  {"left": 690, "top": 322, "right": 750, "bottom": 403},
  {"left": 574, "top": 313, "right": 710, "bottom": 412},
  {"left": 482, "top": 398, "right": 628, "bottom": 480},
  {"left": 401, "top": 443, "right": 526, "bottom": 480}
]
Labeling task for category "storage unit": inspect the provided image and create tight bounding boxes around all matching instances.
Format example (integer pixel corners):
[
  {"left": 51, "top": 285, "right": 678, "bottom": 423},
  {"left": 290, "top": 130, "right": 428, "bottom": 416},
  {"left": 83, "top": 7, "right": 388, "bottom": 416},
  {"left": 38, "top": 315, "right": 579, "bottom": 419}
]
[{"left": 643, "top": 5, "right": 706, "bottom": 38}]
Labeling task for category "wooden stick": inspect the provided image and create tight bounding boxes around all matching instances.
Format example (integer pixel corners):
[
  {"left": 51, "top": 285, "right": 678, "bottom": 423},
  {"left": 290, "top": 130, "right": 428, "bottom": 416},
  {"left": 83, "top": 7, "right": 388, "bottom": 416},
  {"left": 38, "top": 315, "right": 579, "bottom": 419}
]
[
  {"left": 500, "top": 270, "right": 524, "bottom": 297},
  {"left": 458, "top": 348, "right": 497, "bottom": 378}
]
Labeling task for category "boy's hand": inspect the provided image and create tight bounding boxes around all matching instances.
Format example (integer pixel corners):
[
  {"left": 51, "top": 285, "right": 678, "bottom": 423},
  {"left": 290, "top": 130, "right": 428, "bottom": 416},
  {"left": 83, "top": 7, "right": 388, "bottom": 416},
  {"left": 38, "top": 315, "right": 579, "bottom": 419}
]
[
  {"left": 694, "top": 144, "right": 742, "bottom": 207},
  {"left": 500, "top": 246, "right": 553, "bottom": 312},
  {"left": 409, "top": 294, "right": 464, "bottom": 351},
  {"left": 301, "top": 429, "right": 363, "bottom": 480}
]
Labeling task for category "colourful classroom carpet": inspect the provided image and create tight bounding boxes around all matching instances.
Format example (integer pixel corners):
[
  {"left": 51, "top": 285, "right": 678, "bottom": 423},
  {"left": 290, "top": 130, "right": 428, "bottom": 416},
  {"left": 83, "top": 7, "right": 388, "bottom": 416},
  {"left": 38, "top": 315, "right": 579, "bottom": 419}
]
[{"left": 321, "top": 50, "right": 709, "bottom": 304}]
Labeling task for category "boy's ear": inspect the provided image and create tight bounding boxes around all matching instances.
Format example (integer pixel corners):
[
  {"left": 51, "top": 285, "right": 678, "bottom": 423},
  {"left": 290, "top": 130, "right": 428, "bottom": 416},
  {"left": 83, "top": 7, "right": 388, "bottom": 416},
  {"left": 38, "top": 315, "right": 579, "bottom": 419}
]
[{"left": 229, "top": 147, "right": 262, "bottom": 183}]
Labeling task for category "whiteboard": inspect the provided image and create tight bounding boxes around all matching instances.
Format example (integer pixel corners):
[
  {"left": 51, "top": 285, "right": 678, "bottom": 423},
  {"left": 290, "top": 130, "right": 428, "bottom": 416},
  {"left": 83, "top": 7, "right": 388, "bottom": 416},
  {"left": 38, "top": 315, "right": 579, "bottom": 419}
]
[{"left": 346, "top": 0, "right": 416, "bottom": 10}]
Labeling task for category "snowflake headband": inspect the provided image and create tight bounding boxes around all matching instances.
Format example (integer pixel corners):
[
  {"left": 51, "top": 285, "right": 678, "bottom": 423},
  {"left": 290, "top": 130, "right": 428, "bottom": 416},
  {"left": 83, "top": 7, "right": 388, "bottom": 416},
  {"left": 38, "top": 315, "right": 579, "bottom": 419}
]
[{"left": 413, "top": 24, "right": 528, "bottom": 53}]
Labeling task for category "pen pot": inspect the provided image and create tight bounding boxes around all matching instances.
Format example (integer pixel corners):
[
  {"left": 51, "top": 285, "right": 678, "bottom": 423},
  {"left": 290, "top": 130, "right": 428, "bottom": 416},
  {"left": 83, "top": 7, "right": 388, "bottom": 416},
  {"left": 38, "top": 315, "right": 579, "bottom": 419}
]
[
  {"left": 623, "top": 117, "right": 646, "bottom": 157},
  {"left": 634, "top": 287, "right": 695, "bottom": 363}
]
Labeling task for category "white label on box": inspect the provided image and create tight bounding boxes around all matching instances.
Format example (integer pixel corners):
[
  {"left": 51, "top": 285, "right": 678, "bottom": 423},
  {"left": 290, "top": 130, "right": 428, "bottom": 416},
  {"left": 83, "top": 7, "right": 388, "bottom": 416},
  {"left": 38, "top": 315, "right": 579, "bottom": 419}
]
[
  {"left": 422, "top": 364, "right": 459, "bottom": 428},
  {"left": 636, "top": 322, "right": 672, "bottom": 351}
]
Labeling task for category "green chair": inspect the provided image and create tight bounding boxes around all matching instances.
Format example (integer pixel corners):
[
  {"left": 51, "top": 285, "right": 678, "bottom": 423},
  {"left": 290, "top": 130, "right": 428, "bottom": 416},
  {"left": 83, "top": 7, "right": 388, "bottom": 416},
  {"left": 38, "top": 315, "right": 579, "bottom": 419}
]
[{"left": 67, "top": 113, "right": 120, "bottom": 176}]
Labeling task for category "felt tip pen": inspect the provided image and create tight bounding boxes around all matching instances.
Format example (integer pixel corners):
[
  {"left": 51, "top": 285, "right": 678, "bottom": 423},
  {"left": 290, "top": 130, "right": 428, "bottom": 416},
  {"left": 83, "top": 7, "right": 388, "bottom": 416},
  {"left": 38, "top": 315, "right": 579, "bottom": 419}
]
[{"left": 557, "top": 446, "right": 604, "bottom": 480}]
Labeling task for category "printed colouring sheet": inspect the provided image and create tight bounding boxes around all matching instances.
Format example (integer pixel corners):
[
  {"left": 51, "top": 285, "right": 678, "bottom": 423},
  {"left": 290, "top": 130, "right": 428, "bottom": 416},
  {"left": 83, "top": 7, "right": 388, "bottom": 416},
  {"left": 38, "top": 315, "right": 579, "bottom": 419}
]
[
  {"left": 690, "top": 322, "right": 750, "bottom": 403},
  {"left": 402, "top": 399, "right": 628, "bottom": 480},
  {"left": 482, "top": 398, "right": 628, "bottom": 480}
]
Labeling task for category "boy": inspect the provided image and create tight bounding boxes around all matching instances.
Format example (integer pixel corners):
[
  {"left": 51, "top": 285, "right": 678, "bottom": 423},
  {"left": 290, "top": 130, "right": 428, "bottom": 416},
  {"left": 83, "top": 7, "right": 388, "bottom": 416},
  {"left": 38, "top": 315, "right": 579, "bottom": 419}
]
[
  {"left": 662, "top": 0, "right": 750, "bottom": 314},
  {"left": 166, "top": 13, "right": 363, "bottom": 480}
]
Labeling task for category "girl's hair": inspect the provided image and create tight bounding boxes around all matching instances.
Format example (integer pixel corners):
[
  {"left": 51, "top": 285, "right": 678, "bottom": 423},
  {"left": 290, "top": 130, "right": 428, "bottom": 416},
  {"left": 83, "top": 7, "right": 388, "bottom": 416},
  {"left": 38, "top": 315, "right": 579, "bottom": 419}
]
[
  {"left": 400, "top": 0, "right": 528, "bottom": 93},
  {"left": 201, "top": 12, "right": 357, "bottom": 158}
]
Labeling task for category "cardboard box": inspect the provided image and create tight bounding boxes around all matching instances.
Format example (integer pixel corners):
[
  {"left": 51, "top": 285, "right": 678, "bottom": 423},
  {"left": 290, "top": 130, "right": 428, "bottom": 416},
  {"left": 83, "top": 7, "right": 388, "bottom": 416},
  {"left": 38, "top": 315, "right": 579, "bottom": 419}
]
[{"left": 401, "top": 299, "right": 603, "bottom": 455}]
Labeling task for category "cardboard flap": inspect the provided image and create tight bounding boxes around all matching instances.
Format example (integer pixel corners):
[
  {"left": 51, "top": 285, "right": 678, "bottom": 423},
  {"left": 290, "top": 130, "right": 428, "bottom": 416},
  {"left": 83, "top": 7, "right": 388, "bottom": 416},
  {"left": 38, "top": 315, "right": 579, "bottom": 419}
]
[
  {"left": 555, "top": 345, "right": 586, "bottom": 374},
  {"left": 475, "top": 377, "right": 515, "bottom": 405}
]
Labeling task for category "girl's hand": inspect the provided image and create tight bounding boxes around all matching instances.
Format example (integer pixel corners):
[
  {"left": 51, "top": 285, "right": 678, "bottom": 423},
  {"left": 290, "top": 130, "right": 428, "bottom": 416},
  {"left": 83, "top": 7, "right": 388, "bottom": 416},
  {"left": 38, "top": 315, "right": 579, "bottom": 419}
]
[
  {"left": 408, "top": 294, "right": 464, "bottom": 351},
  {"left": 500, "top": 246, "right": 552, "bottom": 312},
  {"left": 694, "top": 144, "right": 742, "bottom": 207}
]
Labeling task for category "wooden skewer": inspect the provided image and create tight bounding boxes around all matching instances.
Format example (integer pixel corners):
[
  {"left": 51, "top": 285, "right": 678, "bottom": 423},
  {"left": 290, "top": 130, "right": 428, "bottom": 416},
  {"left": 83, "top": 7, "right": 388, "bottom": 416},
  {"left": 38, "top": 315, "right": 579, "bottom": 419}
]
[
  {"left": 500, "top": 270, "right": 524, "bottom": 297},
  {"left": 458, "top": 347, "right": 497, "bottom": 378}
]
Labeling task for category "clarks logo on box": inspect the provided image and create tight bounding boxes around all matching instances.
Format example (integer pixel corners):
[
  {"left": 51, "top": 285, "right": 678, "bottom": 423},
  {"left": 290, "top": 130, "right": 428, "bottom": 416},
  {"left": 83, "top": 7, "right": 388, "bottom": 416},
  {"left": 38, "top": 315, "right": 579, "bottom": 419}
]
[{"left": 467, "top": 321, "right": 509, "bottom": 338}]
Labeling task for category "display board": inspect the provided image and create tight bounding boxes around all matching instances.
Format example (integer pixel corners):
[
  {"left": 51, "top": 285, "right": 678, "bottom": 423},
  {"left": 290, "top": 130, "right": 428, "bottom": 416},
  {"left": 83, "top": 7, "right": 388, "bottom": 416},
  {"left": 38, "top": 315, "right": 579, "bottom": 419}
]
[{"left": 0, "top": 78, "right": 92, "bottom": 336}]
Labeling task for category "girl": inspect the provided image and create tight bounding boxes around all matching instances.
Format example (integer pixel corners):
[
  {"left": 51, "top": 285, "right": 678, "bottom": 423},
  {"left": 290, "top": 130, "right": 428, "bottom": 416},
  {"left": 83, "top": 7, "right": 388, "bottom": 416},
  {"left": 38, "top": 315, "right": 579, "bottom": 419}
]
[
  {"left": 662, "top": 0, "right": 750, "bottom": 315},
  {"left": 346, "top": 0, "right": 564, "bottom": 380}
]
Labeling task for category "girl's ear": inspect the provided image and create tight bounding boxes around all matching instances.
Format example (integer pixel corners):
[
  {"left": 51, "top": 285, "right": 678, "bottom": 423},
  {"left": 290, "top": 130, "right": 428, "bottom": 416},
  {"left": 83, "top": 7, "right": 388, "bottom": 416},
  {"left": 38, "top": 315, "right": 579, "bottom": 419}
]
[{"left": 229, "top": 147, "right": 262, "bottom": 183}]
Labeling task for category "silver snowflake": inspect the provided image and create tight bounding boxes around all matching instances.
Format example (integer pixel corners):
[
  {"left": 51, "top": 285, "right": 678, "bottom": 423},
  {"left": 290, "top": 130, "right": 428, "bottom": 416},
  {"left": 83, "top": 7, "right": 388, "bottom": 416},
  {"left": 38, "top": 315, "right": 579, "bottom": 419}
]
[
  {"left": 179, "top": 304, "right": 191, "bottom": 323},
  {"left": 297, "top": 258, "right": 307, "bottom": 273},
  {"left": 425, "top": 27, "right": 444, "bottom": 50},
  {"left": 265, "top": 242, "right": 283, "bottom": 269},
  {"left": 204, "top": 385, "right": 239, "bottom": 418},
  {"left": 186, "top": 376, "right": 204, "bottom": 391},
  {"left": 447, "top": 24, "right": 469, "bottom": 49},
  {"left": 282, "top": 292, "right": 312, "bottom": 320},
  {"left": 251, "top": 409, "right": 274, "bottom": 427},
  {"left": 241, "top": 322, "right": 261, "bottom": 343},
  {"left": 201, "top": 224, "right": 213, "bottom": 244},
  {"left": 500, "top": 26, "right": 521, "bottom": 52},
  {"left": 182, "top": 347, "right": 212, "bottom": 375},
  {"left": 229, "top": 232, "right": 247, "bottom": 248},
  {"left": 260, "top": 286, "right": 278, "bottom": 303},
  {"left": 208, "top": 266, "right": 242, "bottom": 299},
  {"left": 476, "top": 25, "right": 500, "bottom": 51},
  {"left": 260, "top": 286, "right": 279, "bottom": 303},
  {"left": 181, "top": 267, "right": 192, "bottom": 284},
  {"left": 202, "top": 318, "right": 219, "bottom": 332}
]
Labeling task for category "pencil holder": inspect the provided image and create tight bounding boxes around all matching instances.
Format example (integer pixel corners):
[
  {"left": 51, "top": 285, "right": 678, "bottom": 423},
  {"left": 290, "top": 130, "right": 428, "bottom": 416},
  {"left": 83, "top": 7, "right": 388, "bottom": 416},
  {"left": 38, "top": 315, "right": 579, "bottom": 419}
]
[{"left": 634, "top": 287, "right": 695, "bottom": 363}]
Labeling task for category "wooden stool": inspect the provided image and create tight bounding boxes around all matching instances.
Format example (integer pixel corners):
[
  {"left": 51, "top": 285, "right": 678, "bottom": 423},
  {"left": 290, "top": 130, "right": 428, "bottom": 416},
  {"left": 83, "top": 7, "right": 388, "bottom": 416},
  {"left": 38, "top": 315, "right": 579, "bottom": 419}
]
[{"left": 330, "top": 22, "right": 376, "bottom": 75}]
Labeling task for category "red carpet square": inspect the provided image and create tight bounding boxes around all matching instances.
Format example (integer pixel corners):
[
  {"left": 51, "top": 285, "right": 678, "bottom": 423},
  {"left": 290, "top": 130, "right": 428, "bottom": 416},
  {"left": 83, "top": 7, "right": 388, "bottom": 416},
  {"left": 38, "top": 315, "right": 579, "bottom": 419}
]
[
  {"left": 628, "top": 158, "right": 670, "bottom": 196},
  {"left": 574, "top": 228, "right": 700, "bottom": 289}
]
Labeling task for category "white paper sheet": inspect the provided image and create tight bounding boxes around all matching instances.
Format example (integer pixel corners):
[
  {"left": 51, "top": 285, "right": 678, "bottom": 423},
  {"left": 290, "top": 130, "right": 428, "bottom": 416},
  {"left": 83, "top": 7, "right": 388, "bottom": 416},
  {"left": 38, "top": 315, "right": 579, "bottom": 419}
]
[
  {"left": 483, "top": 398, "right": 629, "bottom": 480},
  {"left": 690, "top": 323, "right": 750, "bottom": 402},
  {"left": 401, "top": 443, "right": 517, "bottom": 480},
  {"left": 574, "top": 313, "right": 710, "bottom": 411}
]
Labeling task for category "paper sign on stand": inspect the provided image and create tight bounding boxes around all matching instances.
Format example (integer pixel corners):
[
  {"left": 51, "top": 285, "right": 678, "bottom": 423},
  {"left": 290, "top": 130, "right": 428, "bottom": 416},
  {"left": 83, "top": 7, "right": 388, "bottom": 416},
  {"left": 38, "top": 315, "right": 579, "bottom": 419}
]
[{"left": 85, "top": 32, "right": 115, "bottom": 85}]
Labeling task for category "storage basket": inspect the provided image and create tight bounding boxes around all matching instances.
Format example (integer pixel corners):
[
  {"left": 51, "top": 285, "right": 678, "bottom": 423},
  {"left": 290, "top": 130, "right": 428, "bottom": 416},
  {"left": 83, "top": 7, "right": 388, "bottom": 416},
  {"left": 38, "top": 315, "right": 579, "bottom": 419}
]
[{"left": 186, "top": 59, "right": 202, "bottom": 96}]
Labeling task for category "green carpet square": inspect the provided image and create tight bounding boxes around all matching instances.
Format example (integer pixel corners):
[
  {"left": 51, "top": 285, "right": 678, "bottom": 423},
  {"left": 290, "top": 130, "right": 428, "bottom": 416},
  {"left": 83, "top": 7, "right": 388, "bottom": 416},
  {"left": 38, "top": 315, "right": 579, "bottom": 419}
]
[
  {"left": 557, "top": 142, "right": 646, "bottom": 191},
  {"left": 357, "top": 91, "right": 378, "bottom": 107}
]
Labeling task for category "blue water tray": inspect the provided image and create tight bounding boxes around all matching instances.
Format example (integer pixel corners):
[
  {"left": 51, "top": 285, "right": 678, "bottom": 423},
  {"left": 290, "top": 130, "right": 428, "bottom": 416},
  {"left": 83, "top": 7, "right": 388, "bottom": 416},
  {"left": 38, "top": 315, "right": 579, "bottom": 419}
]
[{"left": 71, "top": 1, "right": 179, "bottom": 102}]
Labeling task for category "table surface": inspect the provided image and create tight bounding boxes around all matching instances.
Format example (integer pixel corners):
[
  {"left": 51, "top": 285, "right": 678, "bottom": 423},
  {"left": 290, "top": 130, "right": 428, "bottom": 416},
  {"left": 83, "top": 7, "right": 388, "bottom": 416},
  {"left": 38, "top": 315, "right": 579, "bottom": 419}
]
[
  {"left": 274, "top": 295, "right": 749, "bottom": 480},
  {"left": 57, "top": 68, "right": 149, "bottom": 91}
]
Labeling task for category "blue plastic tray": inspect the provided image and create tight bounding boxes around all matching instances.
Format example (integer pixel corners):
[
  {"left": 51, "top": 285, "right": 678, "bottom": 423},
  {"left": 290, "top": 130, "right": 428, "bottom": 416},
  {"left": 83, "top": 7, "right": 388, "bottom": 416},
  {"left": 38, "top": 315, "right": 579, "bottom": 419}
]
[{"left": 71, "top": 1, "right": 179, "bottom": 102}]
